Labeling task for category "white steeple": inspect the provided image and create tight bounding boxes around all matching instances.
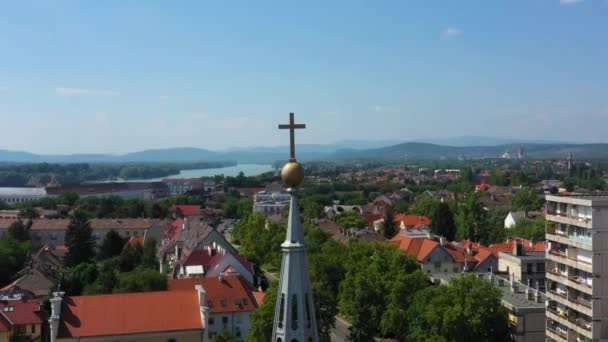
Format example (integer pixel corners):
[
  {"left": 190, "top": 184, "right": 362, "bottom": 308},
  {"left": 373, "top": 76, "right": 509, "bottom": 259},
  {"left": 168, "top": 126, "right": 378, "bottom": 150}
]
[
  {"left": 273, "top": 112, "right": 319, "bottom": 341},
  {"left": 272, "top": 190, "right": 319, "bottom": 342}
]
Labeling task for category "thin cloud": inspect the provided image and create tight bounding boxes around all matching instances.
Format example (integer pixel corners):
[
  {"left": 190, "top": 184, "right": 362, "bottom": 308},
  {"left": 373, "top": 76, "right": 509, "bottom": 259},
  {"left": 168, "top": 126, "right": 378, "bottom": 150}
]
[
  {"left": 560, "top": 0, "right": 583, "bottom": 4},
  {"left": 442, "top": 27, "right": 463, "bottom": 38},
  {"left": 55, "top": 87, "right": 118, "bottom": 97},
  {"left": 371, "top": 105, "right": 398, "bottom": 113}
]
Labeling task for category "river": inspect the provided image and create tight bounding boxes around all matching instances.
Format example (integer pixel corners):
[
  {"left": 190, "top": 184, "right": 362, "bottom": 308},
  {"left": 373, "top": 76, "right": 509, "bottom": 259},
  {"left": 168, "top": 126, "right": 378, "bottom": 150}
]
[{"left": 121, "top": 164, "right": 275, "bottom": 182}]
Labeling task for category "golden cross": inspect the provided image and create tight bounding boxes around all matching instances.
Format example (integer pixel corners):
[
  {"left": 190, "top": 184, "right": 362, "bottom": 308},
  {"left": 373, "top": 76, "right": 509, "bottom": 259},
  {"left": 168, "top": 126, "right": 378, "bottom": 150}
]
[{"left": 278, "top": 112, "right": 306, "bottom": 161}]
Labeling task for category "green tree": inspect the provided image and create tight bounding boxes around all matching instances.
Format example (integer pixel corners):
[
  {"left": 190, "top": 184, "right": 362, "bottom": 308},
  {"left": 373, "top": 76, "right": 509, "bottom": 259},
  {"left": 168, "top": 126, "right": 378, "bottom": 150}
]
[
  {"left": 381, "top": 206, "right": 397, "bottom": 239},
  {"left": 119, "top": 243, "right": 144, "bottom": 272},
  {"left": 223, "top": 196, "right": 240, "bottom": 219},
  {"left": 336, "top": 211, "right": 367, "bottom": 229},
  {"left": 210, "top": 329, "right": 236, "bottom": 342},
  {"left": 380, "top": 271, "right": 429, "bottom": 341},
  {"left": 507, "top": 216, "right": 546, "bottom": 242},
  {"left": 57, "top": 192, "right": 79, "bottom": 206},
  {"left": 64, "top": 210, "right": 97, "bottom": 267},
  {"left": 347, "top": 278, "right": 378, "bottom": 342},
  {"left": 113, "top": 267, "right": 167, "bottom": 293},
  {"left": 431, "top": 202, "right": 456, "bottom": 241},
  {"left": 64, "top": 262, "right": 98, "bottom": 296},
  {"left": 455, "top": 193, "right": 489, "bottom": 243},
  {"left": 99, "top": 230, "right": 125, "bottom": 260},
  {"left": 510, "top": 187, "right": 542, "bottom": 216},
  {"left": 246, "top": 281, "right": 278, "bottom": 342},
  {"left": 0, "top": 236, "right": 32, "bottom": 285},
  {"left": 406, "top": 274, "right": 509, "bottom": 342},
  {"left": 142, "top": 237, "right": 159, "bottom": 269},
  {"left": 7, "top": 218, "right": 32, "bottom": 242}
]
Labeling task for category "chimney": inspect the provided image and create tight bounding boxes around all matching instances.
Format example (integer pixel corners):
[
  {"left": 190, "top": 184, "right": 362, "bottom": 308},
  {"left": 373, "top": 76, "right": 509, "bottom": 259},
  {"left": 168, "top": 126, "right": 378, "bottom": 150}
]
[
  {"left": 439, "top": 237, "right": 446, "bottom": 246},
  {"left": 49, "top": 290, "right": 65, "bottom": 342},
  {"left": 218, "top": 274, "right": 224, "bottom": 282},
  {"left": 526, "top": 280, "right": 534, "bottom": 300},
  {"left": 535, "top": 288, "right": 542, "bottom": 303},
  {"left": 207, "top": 245, "right": 212, "bottom": 255},
  {"left": 510, "top": 273, "right": 518, "bottom": 293},
  {"left": 182, "top": 217, "right": 189, "bottom": 231},
  {"left": 467, "top": 243, "right": 473, "bottom": 255},
  {"left": 196, "top": 284, "right": 210, "bottom": 342},
  {"left": 514, "top": 241, "right": 524, "bottom": 256}
]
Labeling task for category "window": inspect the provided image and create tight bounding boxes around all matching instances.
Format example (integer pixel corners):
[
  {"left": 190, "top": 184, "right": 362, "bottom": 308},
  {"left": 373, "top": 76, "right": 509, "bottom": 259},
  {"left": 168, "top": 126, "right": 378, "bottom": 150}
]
[
  {"left": 291, "top": 294, "right": 298, "bottom": 330},
  {"left": 31, "top": 324, "right": 36, "bottom": 334},
  {"left": 305, "top": 293, "right": 312, "bottom": 328},
  {"left": 278, "top": 294, "right": 285, "bottom": 328},
  {"left": 537, "top": 263, "right": 545, "bottom": 273},
  {"left": 209, "top": 317, "right": 214, "bottom": 325},
  {"left": 222, "top": 316, "right": 228, "bottom": 325},
  {"left": 527, "top": 264, "right": 533, "bottom": 274}
]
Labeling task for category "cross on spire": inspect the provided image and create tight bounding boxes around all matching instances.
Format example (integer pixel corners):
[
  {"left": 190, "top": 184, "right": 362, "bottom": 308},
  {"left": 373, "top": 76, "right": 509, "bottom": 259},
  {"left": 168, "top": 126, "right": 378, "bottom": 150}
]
[{"left": 278, "top": 112, "right": 306, "bottom": 161}]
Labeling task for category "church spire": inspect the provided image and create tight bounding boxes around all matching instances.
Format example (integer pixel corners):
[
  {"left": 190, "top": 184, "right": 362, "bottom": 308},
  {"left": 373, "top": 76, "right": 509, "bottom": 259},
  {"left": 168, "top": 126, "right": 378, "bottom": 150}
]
[{"left": 272, "top": 113, "right": 319, "bottom": 342}]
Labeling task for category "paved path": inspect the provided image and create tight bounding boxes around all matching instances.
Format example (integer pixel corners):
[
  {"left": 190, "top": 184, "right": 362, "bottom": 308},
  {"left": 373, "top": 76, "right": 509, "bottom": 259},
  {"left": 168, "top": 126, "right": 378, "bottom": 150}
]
[{"left": 331, "top": 316, "right": 350, "bottom": 342}]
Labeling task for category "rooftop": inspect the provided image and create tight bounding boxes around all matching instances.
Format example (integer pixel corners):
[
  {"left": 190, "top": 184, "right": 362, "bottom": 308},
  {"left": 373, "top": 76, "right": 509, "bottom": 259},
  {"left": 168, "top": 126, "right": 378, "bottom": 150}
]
[
  {"left": 167, "top": 276, "right": 258, "bottom": 313},
  {"left": 546, "top": 194, "right": 608, "bottom": 206},
  {"left": 428, "top": 271, "right": 546, "bottom": 312},
  {"left": 0, "top": 218, "right": 156, "bottom": 231},
  {"left": 59, "top": 290, "right": 201, "bottom": 338},
  {"left": 0, "top": 187, "right": 47, "bottom": 196}
]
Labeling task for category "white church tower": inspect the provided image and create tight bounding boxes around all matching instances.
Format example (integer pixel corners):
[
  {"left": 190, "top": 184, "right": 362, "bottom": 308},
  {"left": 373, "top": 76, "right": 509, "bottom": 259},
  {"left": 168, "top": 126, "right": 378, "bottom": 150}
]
[{"left": 272, "top": 113, "right": 319, "bottom": 342}]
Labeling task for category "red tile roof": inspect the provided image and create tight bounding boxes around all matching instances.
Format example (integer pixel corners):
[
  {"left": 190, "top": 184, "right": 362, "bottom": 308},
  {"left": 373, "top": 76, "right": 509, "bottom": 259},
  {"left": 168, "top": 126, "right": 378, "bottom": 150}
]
[
  {"left": 0, "top": 218, "right": 155, "bottom": 231},
  {"left": 0, "top": 299, "right": 43, "bottom": 326},
  {"left": 362, "top": 213, "right": 384, "bottom": 226},
  {"left": 167, "top": 276, "right": 258, "bottom": 313},
  {"left": 59, "top": 291, "right": 201, "bottom": 338},
  {"left": 393, "top": 214, "right": 431, "bottom": 228},
  {"left": 390, "top": 235, "right": 437, "bottom": 262},
  {"left": 253, "top": 291, "right": 266, "bottom": 306},
  {"left": 127, "top": 236, "right": 145, "bottom": 247},
  {"left": 173, "top": 205, "right": 202, "bottom": 217}
]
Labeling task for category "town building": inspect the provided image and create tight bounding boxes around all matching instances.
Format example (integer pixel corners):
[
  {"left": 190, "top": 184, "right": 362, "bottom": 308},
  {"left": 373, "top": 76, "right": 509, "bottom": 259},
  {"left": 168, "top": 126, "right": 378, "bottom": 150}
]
[
  {"left": 253, "top": 190, "right": 291, "bottom": 217},
  {"left": 0, "top": 218, "right": 157, "bottom": 247},
  {"left": 45, "top": 182, "right": 169, "bottom": 200},
  {"left": 393, "top": 214, "right": 431, "bottom": 230},
  {"left": 49, "top": 289, "right": 204, "bottom": 341},
  {"left": 163, "top": 178, "right": 204, "bottom": 196},
  {"left": 0, "top": 187, "right": 47, "bottom": 205},
  {"left": 498, "top": 241, "right": 546, "bottom": 292},
  {"left": 175, "top": 245, "right": 255, "bottom": 285},
  {"left": 0, "top": 298, "right": 44, "bottom": 342},
  {"left": 545, "top": 195, "right": 608, "bottom": 342},
  {"left": 504, "top": 211, "right": 543, "bottom": 229},
  {"left": 429, "top": 272, "right": 546, "bottom": 342},
  {"left": 168, "top": 276, "right": 263, "bottom": 340}
]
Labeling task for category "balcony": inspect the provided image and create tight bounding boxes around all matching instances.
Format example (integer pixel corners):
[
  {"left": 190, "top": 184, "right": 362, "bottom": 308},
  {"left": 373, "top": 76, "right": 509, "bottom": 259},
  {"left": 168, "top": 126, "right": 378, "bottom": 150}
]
[
  {"left": 569, "top": 315, "right": 592, "bottom": 332},
  {"left": 546, "top": 324, "right": 568, "bottom": 340}
]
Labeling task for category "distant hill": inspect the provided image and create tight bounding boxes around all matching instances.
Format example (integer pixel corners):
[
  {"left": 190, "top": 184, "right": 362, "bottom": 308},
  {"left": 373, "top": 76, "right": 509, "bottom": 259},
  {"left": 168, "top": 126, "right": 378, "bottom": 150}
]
[
  {"left": 1, "top": 140, "right": 608, "bottom": 164},
  {"left": 330, "top": 142, "right": 608, "bottom": 160}
]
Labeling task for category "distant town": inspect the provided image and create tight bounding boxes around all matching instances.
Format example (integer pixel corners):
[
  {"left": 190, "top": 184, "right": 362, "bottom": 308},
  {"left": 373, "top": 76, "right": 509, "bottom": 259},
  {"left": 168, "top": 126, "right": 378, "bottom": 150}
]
[{"left": 0, "top": 145, "right": 606, "bottom": 341}]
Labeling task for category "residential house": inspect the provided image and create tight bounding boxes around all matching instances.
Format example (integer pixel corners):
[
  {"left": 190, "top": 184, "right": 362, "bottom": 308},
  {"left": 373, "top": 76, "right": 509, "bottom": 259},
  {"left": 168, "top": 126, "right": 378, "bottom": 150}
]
[
  {"left": 49, "top": 290, "right": 204, "bottom": 342},
  {"left": 168, "top": 276, "right": 263, "bottom": 341},
  {"left": 175, "top": 246, "right": 255, "bottom": 285},
  {"left": 0, "top": 299, "right": 44, "bottom": 342},
  {"left": 163, "top": 178, "right": 204, "bottom": 196},
  {"left": 0, "top": 218, "right": 157, "bottom": 247},
  {"left": 393, "top": 214, "right": 431, "bottom": 230},
  {"left": 174, "top": 204, "right": 203, "bottom": 217}
]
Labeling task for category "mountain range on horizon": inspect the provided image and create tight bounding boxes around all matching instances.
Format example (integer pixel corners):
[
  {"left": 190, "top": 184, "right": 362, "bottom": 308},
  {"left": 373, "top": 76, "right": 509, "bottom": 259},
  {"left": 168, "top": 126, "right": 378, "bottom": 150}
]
[{"left": 0, "top": 136, "right": 605, "bottom": 164}]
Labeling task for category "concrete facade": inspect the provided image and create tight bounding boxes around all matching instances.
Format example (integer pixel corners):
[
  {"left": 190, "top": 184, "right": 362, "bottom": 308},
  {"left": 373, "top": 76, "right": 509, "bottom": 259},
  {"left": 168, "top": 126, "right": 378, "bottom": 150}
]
[
  {"left": 499, "top": 246, "right": 546, "bottom": 292},
  {"left": 545, "top": 195, "right": 608, "bottom": 342}
]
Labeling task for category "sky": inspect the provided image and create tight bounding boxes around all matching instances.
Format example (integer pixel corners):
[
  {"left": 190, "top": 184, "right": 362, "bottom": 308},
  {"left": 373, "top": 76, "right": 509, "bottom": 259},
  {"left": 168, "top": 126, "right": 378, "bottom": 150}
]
[{"left": 0, "top": 0, "right": 607, "bottom": 154}]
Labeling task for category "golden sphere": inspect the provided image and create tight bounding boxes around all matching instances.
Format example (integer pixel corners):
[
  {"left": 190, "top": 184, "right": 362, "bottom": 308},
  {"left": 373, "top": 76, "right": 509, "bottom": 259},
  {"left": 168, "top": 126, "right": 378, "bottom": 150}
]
[{"left": 281, "top": 161, "right": 305, "bottom": 187}]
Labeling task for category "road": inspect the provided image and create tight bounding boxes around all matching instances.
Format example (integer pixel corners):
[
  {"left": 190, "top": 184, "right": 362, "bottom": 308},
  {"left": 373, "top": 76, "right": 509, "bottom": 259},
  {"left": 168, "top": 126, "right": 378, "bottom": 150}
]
[{"left": 331, "top": 316, "right": 350, "bottom": 342}]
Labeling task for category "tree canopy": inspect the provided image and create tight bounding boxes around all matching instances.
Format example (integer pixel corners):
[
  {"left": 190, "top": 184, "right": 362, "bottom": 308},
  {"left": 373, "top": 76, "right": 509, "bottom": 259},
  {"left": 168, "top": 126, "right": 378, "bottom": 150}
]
[{"left": 64, "top": 210, "right": 97, "bottom": 267}]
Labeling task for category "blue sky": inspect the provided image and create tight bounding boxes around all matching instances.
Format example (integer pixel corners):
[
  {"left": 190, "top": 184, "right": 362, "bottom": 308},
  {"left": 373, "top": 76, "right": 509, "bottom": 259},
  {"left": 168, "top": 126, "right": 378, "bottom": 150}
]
[{"left": 0, "top": 0, "right": 606, "bottom": 154}]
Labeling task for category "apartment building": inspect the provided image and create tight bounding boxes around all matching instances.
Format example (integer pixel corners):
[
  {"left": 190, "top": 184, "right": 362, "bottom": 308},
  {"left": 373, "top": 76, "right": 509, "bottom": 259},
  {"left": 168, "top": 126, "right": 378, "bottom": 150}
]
[{"left": 545, "top": 195, "right": 608, "bottom": 342}]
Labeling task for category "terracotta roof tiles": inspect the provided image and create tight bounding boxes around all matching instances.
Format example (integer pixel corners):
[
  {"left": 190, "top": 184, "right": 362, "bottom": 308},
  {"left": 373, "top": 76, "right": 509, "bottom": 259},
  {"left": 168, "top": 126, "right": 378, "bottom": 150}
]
[{"left": 59, "top": 291, "right": 201, "bottom": 338}]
